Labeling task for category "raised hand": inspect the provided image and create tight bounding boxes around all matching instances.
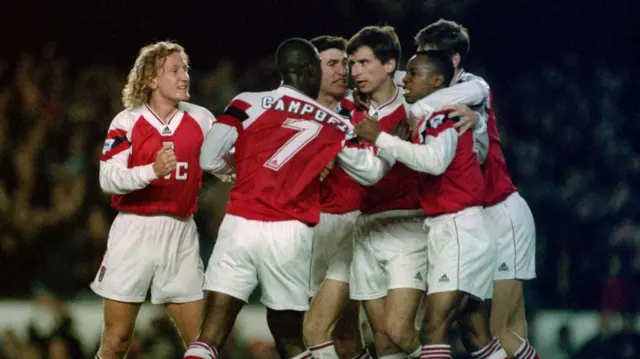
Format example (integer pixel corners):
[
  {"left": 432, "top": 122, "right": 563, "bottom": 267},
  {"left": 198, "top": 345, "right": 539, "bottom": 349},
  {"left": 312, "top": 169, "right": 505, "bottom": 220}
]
[{"left": 153, "top": 143, "right": 177, "bottom": 177}]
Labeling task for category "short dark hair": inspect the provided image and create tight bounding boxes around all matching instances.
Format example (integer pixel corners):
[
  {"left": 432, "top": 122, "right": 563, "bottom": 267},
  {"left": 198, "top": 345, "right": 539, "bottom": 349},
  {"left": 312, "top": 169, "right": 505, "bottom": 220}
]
[
  {"left": 414, "top": 19, "right": 470, "bottom": 63},
  {"left": 310, "top": 35, "right": 347, "bottom": 53},
  {"left": 416, "top": 50, "right": 454, "bottom": 86},
  {"left": 346, "top": 25, "right": 401, "bottom": 71}
]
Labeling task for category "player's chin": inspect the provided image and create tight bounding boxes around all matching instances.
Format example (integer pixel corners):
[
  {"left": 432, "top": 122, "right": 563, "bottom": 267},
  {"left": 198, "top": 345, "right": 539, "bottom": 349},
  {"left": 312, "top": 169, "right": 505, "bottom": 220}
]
[
  {"left": 403, "top": 94, "right": 416, "bottom": 104},
  {"left": 175, "top": 91, "right": 190, "bottom": 101}
]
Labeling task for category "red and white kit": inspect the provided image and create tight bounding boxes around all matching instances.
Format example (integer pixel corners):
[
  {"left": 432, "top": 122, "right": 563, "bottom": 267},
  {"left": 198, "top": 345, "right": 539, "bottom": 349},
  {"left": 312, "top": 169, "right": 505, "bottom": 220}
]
[
  {"left": 411, "top": 71, "right": 536, "bottom": 282},
  {"left": 91, "top": 102, "right": 214, "bottom": 304},
  {"left": 339, "top": 87, "right": 428, "bottom": 301},
  {"left": 200, "top": 86, "right": 356, "bottom": 310},
  {"left": 375, "top": 108, "right": 494, "bottom": 300}
]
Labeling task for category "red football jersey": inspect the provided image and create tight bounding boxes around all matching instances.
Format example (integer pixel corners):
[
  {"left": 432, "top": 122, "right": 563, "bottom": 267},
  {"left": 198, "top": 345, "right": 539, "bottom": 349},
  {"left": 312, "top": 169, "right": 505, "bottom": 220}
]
[
  {"left": 349, "top": 88, "right": 421, "bottom": 215},
  {"left": 99, "top": 103, "right": 214, "bottom": 217},
  {"left": 319, "top": 97, "right": 364, "bottom": 214},
  {"left": 413, "top": 109, "right": 484, "bottom": 216},
  {"left": 455, "top": 72, "right": 517, "bottom": 206},
  {"left": 216, "top": 86, "right": 354, "bottom": 225},
  {"left": 482, "top": 91, "right": 517, "bottom": 206}
]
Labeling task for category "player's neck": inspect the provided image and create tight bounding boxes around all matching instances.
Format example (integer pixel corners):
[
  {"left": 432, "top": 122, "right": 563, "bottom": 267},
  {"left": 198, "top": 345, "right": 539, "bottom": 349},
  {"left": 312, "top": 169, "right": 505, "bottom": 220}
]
[
  {"left": 317, "top": 91, "right": 341, "bottom": 110},
  {"left": 452, "top": 68, "right": 462, "bottom": 84},
  {"left": 369, "top": 78, "right": 397, "bottom": 108},
  {"left": 147, "top": 98, "right": 179, "bottom": 124}
]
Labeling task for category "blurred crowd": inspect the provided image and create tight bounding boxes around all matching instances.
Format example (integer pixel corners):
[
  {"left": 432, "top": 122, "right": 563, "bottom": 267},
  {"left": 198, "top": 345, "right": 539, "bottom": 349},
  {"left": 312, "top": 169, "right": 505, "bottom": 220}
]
[{"left": 0, "top": 38, "right": 638, "bottom": 358}]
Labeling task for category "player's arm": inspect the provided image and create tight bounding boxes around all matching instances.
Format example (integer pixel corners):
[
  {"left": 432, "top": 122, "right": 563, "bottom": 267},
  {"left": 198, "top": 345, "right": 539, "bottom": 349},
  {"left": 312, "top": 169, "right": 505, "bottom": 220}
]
[
  {"left": 410, "top": 79, "right": 489, "bottom": 119},
  {"left": 374, "top": 127, "right": 457, "bottom": 176},
  {"left": 337, "top": 143, "right": 395, "bottom": 186},
  {"left": 99, "top": 117, "right": 158, "bottom": 195},
  {"left": 473, "top": 116, "right": 489, "bottom": 164},
  {"left": 199, "top": 99, "right": 248, "bottom": 179}
]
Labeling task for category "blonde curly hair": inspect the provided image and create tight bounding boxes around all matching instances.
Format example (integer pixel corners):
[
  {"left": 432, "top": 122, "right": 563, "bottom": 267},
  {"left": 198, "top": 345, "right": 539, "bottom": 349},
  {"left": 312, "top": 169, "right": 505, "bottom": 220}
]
[{"left": 122, "top": 41, "right": 189, "bottom": 108}]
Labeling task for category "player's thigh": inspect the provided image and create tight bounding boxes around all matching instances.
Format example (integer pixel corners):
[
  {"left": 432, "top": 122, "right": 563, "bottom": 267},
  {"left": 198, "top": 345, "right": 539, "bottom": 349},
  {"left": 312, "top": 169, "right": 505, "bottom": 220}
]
[
  {"left": 258, "top": 219, "right": 314, "bottom": 311},
  {"left": 426, "top": 210, "right": 493, "bottom": 300},
  {"left": 91, "top": 213, "right": 156, "bottom": 303},
  {"left": 349, "top": 216, "right": 387, "bottom": 301},
  {"left": 380, "top": 217, "right": 428, "bottom": 292},
  {"left": 310, "top": 211, "right": 358, "bottom": 296},
  {"left": 151, "top": 216, "right": 204, "bottom": 305},
  {"left": 204, "top": 214, "right": 260, "bottom": 303}
]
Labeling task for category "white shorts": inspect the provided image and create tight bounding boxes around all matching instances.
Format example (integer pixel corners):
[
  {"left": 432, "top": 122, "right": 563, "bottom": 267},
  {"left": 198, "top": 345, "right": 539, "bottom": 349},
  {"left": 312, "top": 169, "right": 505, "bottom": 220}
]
[
  {"left": 483, "top": 192, "right": 536, "bottom": 281},
  {"left": 204, "top": 214, "right": 313, "bottom": 311},
  {"left": 425, "top": 207, "right": 495, "bottom": 300},
  {"left": 350, "top": 212, "right": 428, "bottom": 300},
  {"left": 90, "top": 213, "right": 204, "bottom": 304},
  {"left": 309, "top": 211, "right": 360, "bottom": 296}
]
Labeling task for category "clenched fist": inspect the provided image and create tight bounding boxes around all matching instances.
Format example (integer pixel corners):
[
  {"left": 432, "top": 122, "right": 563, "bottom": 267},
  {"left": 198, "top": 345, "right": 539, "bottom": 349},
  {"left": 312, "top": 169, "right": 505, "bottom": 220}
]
[{"left": 153, "top": 143, "right": 177, "bottom": 177}]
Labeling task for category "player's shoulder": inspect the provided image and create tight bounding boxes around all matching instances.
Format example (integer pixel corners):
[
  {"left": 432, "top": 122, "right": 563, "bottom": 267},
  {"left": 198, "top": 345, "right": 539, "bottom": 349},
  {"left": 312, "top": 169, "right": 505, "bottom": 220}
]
[
  {"left": 458, "top": 70, "right": 490, "bottom": 88},
  {"left": 181, "top": 102, "right": 215, "bottom": 122},
  {"left": 423, "top": 108, "right": 458, "bottom": 127},
  {"left": 227, "top": 90, "right": 277, "bottom": 109},
  {"left": 109, "top": 107, "right": 141, "bottom": 130}
]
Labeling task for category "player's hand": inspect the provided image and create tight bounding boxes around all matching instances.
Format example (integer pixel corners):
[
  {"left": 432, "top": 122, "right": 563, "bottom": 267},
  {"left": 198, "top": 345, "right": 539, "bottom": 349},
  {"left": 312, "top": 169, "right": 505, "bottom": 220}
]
[
  {"left": 319, "top": 159, "right": 335, "bottom": 182},
  {"left": 352, "top": 88, "right": 369, "bottom": 111},
  {"left": 445, "top": 104, "right": 479, "bottom": 136},
  {"left": 355, "top": 115, "right": 382, "bottom": 143},
  {"left": 390, "top": 120, "right": 411, "bottom": 141},
  {"left": 153, "top": 143, "right": 177, "bottom": 177}
]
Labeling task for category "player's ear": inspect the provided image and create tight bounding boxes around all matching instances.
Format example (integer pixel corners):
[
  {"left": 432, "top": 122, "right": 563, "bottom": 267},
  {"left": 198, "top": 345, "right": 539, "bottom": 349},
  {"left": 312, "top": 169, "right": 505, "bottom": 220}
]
[
  {"left": 148, "top": 78, "right": 158, "bottom": 90},
  {"left": 383, "top": 58, "right": 397, "bottom": 76},
  {"left": 433, "top": 73, "right": 446, "bottom": 89},
  {"left": 451, "top": 53, "right": 461, "bottom": 69}
]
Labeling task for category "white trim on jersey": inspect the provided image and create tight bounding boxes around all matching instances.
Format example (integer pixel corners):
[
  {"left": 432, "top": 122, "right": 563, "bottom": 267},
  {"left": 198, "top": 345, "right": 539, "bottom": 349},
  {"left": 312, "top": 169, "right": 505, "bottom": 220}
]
[{"left": 337, "top": 146, "right": 394, "bottom": 186}]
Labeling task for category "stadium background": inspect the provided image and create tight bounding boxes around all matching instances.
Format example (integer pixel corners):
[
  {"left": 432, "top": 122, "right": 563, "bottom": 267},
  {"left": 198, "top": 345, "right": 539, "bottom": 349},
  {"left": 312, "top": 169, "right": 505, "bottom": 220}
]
[{"left": 0, "top": 0, "right": 639, "bottom": 358}]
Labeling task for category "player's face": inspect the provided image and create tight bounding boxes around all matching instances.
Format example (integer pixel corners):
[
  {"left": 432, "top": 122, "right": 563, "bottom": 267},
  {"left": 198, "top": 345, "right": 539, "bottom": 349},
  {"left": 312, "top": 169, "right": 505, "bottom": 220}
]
[
  {"left": 319, "top": 48, "right": 348, "bottom": 99},
  {"left": 151, "top": 52, "right": 190, "bottom": 103},
  {"left": 349, "top": 46, "right": 395, "bottom": 95},
  {"left": 402, "top": 55, "right": 442, "bottom": 104}
]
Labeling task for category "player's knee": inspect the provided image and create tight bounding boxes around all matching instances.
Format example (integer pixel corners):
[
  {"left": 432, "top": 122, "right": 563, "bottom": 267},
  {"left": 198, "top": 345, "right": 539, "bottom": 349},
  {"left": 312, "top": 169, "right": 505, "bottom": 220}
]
[
  {"left": 101, "top": 325, "right": 134, "bottom": 356},
  {"left": 373, "top": 331, "right": 397, "bottom": 354},
  {"left": 383, "top": 316, "right": 412, "bottom": 347}
]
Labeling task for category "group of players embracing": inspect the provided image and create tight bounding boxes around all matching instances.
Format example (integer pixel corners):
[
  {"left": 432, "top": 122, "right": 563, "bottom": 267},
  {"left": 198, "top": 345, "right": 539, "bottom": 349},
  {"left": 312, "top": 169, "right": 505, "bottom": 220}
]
[{"left": 91, "top": 18, "right": 539, "bottom": 359}]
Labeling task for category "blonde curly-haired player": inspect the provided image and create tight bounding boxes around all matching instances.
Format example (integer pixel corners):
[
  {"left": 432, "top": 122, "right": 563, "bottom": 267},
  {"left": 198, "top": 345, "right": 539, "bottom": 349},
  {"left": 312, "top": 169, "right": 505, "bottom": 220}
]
[{"left": 91, "top": 41, "right": 215, "bottom": 359}]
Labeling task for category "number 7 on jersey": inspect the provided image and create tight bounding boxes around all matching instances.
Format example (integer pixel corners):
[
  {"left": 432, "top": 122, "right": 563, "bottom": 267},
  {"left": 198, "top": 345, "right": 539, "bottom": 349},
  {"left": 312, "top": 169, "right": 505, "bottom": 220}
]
[{"left": 264, "top": 118, "right": 322, "bottom": 171}]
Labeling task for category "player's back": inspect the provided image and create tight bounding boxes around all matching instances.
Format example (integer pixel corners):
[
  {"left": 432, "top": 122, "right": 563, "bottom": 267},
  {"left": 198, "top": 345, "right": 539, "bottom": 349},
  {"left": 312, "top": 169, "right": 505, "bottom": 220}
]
[
  {"left": 456, "top": 71, "right": 517, "bottom": 206},
  {"left": 349, "top": 89, "right": 421, "bottom": 215},
  {"left": 224, "top": 86, "right": 353, "bottom": 225},
  {"left": 103, "top": 103, "right": 213, "bottom": 217},
  {"left": 414, "top": 109, "right": 484, "bottom": 216}
]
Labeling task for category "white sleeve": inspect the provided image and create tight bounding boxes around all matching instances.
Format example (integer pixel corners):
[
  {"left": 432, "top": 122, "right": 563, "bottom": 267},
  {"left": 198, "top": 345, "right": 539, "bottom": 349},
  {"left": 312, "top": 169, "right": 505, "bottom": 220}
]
[
  {"left": 337, "top": 145, "right": 395, "bottom": 186},
  {"left": 99, "top": 152, "right": 157, "bottom": 195},
  {"left": 410, "top": 80, "right": 490, "bottom": 119},
  {"left": 473, "top": 111, "right": 489, "bottom": 164},
  {"left": 375, "top": 130, "right": 457, "bottom": 175},
  {"left": 199, "top": 122, "right": 238, "bottom": 176}
]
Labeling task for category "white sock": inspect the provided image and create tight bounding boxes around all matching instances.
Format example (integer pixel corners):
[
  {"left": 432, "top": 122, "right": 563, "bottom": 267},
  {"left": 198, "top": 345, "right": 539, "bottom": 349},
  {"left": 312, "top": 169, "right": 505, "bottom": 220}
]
[
  {"left": 408, "top": 346, "right": 422, "bottom": 359},
  {"left": 379, "top": 353, "right": 406, "bottom": 359},
  {"left": 352, "top": 347, "right": 373, "bottom": 359},
  {"left": 183, "top": 341, "right": 218, "bottom": 359},
  {"left": 421, "top": 344, "right": 452, "bottom": 359},
  {"left": 291, "top": 350, "right": 314, "bottom": 359},
  {"left": 309, "top": 341, "right": 340, "bottom": 359}
]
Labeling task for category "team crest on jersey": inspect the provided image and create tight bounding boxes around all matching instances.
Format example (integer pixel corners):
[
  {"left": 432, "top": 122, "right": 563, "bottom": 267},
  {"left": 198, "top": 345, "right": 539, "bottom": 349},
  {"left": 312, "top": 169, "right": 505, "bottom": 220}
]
[{"left": 102, "top": 139, "right": 115, "bottom": 154}]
